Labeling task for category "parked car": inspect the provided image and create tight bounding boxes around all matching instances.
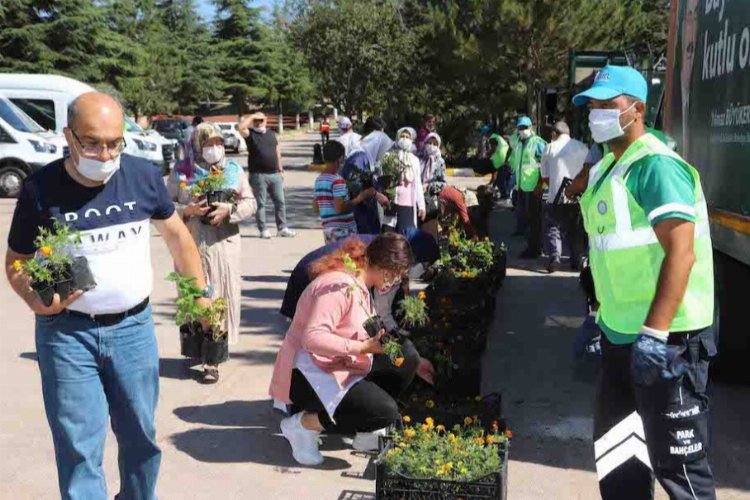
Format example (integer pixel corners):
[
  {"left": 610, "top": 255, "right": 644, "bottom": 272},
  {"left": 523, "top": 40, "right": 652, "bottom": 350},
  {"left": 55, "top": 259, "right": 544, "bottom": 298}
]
[
  {"left": 152, "top": 117, "right": 190, "bottom": 160},
  {"left": 125, "top": 117, "right": 176, "bottom": 175},
  {"left": 0, "top": 96, "right": 61, "bottom": 197},
  {"left": 216, "top": 122, "right": 247, "bottom": 154},
  {"left": 0, "top": 73, "right": 165, "bottom": 172}
]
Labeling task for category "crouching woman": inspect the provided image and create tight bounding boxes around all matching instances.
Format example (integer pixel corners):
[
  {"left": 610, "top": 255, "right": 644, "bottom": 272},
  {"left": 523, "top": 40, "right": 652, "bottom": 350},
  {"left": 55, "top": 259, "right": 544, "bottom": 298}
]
[{"left": 269, "top": 234, "right": 419, "bottom": 465}]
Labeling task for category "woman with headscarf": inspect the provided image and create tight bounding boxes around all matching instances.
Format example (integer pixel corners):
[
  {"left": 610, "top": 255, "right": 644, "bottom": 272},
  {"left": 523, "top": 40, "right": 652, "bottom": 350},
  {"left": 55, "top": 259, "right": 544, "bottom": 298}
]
[
  {"left": 168, "top": 123, "right": 257, "bottom": 384},
  {"left": 420, "top": 132, "right": 447, "bottom": 190},
  {"left": 382, "top": 127, "right": 425, "bottom": 236}
]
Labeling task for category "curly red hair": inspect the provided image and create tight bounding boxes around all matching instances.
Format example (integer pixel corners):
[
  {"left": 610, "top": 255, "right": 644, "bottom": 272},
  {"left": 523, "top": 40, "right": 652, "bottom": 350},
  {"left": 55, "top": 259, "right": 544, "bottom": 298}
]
[{"left": 309, "top": 237, "right": 368, "bottom": 279}]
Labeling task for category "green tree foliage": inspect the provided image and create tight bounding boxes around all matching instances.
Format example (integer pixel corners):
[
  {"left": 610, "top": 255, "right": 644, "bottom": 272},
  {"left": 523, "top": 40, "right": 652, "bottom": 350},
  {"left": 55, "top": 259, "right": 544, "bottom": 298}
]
[
  {"left": 213, "top": 0, "right": 271, "bottom": 115},
  {"left": 291, "top": 0, "right": 416, "bottom": 117}
]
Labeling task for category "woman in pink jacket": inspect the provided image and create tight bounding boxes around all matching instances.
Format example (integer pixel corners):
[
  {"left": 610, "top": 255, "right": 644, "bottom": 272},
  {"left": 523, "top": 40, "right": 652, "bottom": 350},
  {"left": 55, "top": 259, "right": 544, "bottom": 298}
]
[{"left": 269, "top": 234, "right": 419, "bottom": 466}]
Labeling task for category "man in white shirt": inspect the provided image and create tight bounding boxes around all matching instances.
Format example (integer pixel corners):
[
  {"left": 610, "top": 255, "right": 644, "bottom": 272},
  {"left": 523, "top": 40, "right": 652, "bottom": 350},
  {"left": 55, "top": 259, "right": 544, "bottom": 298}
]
[
  {"left": 539, "top": 121, "right": 588, "bottom": 273},
  {"left": 337, "top": 116, "right": 363, "bottom": 158}
]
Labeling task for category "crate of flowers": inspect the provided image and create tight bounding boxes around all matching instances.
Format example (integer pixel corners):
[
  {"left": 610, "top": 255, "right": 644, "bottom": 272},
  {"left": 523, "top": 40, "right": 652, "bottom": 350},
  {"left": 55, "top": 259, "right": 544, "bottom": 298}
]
[{"left": 376, "top": 416, "right": 509, "bottom": 500}]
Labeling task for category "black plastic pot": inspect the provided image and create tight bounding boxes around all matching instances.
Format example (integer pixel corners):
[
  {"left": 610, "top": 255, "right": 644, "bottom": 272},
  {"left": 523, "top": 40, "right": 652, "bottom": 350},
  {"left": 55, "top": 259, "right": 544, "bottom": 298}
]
[
  {"left": 363, "top": 315, "right": 387, "bottom": 338},
  {"left": 55, "top": 276, "right": 74, "bottom": 302},
  {"left": 71, "top": 256, "right": 97, "bottom": 292},
  {"left": 180, "top": 323, "right": 204, "bottom": 358},
  {"left": 32, "top": 281, "right": 56, "bottom": 307},
  {"left": 201, "top": 190, "right": 231, "bottom": 225},
  {"left": 378, "top": 175, "right": 395, "bottom": 190},
  {"left": 202, "top": 335, "right": 229, "bottom": 365}
]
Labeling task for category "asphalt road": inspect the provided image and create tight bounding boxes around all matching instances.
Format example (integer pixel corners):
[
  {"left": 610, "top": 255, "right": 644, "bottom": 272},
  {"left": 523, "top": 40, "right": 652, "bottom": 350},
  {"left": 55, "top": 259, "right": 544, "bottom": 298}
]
[{"left": 0, "top": 131, "right": 748, "bottom": 499}]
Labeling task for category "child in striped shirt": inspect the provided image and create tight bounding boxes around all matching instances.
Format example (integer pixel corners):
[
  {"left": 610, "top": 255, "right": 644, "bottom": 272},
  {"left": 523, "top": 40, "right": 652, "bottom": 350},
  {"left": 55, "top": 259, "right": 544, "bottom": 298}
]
[{"left": 313, "top": 141, "right": 376, "bottom": 243}]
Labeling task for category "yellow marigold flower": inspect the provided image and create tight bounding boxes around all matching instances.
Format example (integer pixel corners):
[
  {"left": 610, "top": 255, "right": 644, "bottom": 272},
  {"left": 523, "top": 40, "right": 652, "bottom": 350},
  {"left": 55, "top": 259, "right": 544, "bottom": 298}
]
[
  {"left": 425, "top": 400, "right": 435, "bottom": 409},
  {"left": 486, "top": 435, "right": 495, "bottom": 444},
  {"left": 398, "top": 442, "right": 408, "bottom": 448},
  {"left": 402, "top": 415, "right": 411, "bottom": 424},
  {"left": 394, "top": 357, "right": 404, "bottom": 367},
  {"left": 448, "top": 433, "right": 457, "bottom": 443},
  {"left": 404, "top": 428, "right": 416, "bottom": 438},
  {"left": 444, "top": 462, "right": 453, "bottom": 471},
  {"left": 436, "top": 424, "right": 445, "bottom": 432},
  {"left": 473, "top": 437, "right": 485, "bottom": 446},
  {"left": 421, "top": 424, "right": 429, "bottom": 432},
  {"left": 463, "top": 416, "right": 473, "bottom": 426},
  {"left": 12, "top": 260, "right": 23, "bottom": 272},
  {"left": 425, "top": 417, "right": 434, "bottom": 428},
  {"left": 417, "top": 291, "right": 426, "bottom": 300},
  {"left": 198, "top": 180, "right": 205, "bottom": 187},
  {"left": 179, "top": 181, "right": 187, "bottom": 190},
  {"left": 40, "top": 246, "right": 53, "bottom": 257}
]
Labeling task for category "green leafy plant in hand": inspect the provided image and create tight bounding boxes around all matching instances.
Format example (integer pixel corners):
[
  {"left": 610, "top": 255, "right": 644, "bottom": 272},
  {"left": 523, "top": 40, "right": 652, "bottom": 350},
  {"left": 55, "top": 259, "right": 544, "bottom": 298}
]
[
  {"left": 398, "top": 294, "right": 429, "bottom": 329},
  {"left": 189, "top": 168, "right": 227, "bottom": 197},
  {"left": 17, "top": 220, "right": 82, "bottom": 285},
  {"left": 167, "top": 272, "right": 228, "bottom": 341}
]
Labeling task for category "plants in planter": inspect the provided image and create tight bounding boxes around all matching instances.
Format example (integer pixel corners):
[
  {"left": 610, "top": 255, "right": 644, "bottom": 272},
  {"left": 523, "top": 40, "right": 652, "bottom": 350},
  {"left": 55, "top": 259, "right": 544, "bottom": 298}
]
[
  {"left": 377, "top": 153, "right": 406, "bottom": 216},
  {"left": 187, "top": 168, "right": 234, "bottom": 224},
  {"left": 167, "top": 273, "right": 229, "bottom": 364},
  {"left": 376, "top": 416, "right": 510, "bottom": 500},
  {"left": 15, "top": 220, "right": 95, "bottom": 306}
]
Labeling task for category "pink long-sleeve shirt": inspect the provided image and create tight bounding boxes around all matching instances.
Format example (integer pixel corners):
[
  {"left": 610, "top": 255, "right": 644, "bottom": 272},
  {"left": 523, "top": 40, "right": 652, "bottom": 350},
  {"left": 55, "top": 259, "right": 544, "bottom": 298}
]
[{"left": 269, "top": 271, "right": 374, "bottom": 404}]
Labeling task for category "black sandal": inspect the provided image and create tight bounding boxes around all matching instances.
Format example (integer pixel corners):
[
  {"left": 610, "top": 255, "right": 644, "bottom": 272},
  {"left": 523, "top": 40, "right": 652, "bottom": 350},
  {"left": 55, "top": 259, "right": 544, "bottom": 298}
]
[{"left": 202, "top": 366, "right": 219, "bottom": 384}]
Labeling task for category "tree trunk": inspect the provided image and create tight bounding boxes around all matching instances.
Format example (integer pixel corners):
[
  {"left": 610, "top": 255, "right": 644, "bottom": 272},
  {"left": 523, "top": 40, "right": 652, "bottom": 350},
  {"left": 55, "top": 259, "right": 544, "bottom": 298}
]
[
  {"left": 308, "top": 110, "right": 314, "bottom": 129},
  {"left": 278, "top": 100, "right": 284, "bottom": 134},
  {"left": 295, "top": 113, "right": 300, "bottom": 131}
]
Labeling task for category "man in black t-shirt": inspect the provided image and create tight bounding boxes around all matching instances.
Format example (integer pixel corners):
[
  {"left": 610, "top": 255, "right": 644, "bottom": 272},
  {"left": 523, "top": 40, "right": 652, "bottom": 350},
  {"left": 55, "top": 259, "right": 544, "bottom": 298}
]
[
  {"left": 4, "top": 92, "right": 209, "bottom": 499},
  {"left": 238, "top": 112, "right": 296, "bottom": 239}
]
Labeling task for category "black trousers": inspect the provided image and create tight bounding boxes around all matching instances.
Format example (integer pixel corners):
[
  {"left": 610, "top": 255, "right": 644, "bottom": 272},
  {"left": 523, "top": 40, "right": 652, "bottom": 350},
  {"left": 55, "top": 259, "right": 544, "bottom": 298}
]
[
  {"left": 290, "top": 340, "right": 420, "bottom": 434},
  {"left": 595, "top": 330, "right": 717, "bottom": 500},
  {"left": 321, "top": 131, "right": 329, "bottom": 145},
  {"left": 519, "top": 191, "right": 542, "bottom": 255}
]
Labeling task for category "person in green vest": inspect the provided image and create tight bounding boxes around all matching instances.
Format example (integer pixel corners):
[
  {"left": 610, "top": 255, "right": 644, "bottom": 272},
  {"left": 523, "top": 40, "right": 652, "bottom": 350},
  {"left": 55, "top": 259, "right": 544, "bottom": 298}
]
[
  {"left": 508, "top": 116, "right": 546, "bottom": 257},
  {"left": 488, "top": 133, "right": 510, "bottom": 197},
  {"left": 573, "top": 65, "right": 716, "bottom": 500}
]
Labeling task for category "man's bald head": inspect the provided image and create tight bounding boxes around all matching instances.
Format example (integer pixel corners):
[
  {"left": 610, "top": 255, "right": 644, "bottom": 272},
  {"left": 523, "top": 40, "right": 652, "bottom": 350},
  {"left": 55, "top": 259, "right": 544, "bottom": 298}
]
[{"left": 67, "top": 92, "right": 124, "bottom": 131}]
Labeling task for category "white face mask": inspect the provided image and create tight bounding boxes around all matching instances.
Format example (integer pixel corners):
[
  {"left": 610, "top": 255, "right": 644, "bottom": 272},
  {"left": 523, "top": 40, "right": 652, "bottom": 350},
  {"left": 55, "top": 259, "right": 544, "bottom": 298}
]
[
  {"left": 202, "top": 145, "right": 225, "bottom": 165},
  {"left": 425, "top": 144, "right": 440, "bottom": 157},
  {"left": 397, "top": 137, "right": 413, "bottom": 151},
  {"left": 75, "top": 154, "right": 121, "bottom": 183},
  {"left": 519, "top": 129, "right": 532, "bottom": 140},
  {"left": 588, "top": 103, "right": 637, "bottom": 143},
  {"left": 253, "top": 126, "right": 266, "bottom": 133}
]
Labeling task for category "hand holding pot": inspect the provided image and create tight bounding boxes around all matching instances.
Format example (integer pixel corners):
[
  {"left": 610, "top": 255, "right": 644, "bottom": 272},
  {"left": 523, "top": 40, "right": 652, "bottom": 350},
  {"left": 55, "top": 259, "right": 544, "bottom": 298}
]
[
  {"left": 209, "top": 203, "right": 232, "bottom": 226},
  {"left": 184, "top": 199, "right": 210, "bottom": 218},
  {"left": 376, "top": 192, "right": 390, "bottom": 208},
  {"left": 360, "top": 330, "right": 385, "bottom": 354},
  {"left": 29, "top": 289, "right": 83, "bottom": 316}
]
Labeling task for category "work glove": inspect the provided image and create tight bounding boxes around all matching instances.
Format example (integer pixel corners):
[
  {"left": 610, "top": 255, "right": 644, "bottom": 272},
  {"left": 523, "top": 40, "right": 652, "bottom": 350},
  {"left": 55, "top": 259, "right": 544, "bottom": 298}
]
[{"left": 630, "top": 326, "right": 688, "bottom": 386}]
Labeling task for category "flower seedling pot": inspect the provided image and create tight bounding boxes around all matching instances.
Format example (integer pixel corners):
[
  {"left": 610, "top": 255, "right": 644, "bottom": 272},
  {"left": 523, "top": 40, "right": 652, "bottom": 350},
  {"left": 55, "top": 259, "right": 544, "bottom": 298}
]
[
  {"left": 32, "top": 281, "right": 56, "bottom": 307},
  {"left": 202, "top": 334, "right": 229, "bottom": 365},
  {"left": 55, "top": 275, "right": 74, "bottom": 303},
  {"left": 364, "top": 315, "right": 387, "bottom": 338},
  {"left": 201, "top": 191, "right": 231, "bottom": 224},
  {"left": 70, "top": 256, "right": 97, "bottom": 292},
  {"left": 180, "top": 323, "right": 204, "bottom": 358}
]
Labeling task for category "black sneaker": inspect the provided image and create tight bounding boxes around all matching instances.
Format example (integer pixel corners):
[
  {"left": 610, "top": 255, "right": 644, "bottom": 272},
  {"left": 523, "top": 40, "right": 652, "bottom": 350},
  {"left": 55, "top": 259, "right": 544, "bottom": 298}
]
[{"left": 547, "top": 260, "right": 561, "bottom": 274}]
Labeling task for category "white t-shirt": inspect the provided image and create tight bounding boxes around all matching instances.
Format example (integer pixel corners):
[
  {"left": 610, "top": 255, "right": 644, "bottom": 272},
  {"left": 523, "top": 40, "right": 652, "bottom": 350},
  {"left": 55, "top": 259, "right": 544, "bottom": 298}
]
[
  {"left": 338, "top": 131, "right": 363, "bottom": 158},
  {"left": 540, "top": 135, "right": 588, "bottom": 204}
]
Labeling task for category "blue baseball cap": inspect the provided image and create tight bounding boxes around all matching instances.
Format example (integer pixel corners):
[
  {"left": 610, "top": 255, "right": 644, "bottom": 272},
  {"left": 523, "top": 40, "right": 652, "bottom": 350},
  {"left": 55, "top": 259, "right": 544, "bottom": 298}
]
[
  {"left": 516, "top": 116, "right": 532, "bottom": 127},
  {"left": 572, "top": 65, "right": 648, "bottom": 106}
]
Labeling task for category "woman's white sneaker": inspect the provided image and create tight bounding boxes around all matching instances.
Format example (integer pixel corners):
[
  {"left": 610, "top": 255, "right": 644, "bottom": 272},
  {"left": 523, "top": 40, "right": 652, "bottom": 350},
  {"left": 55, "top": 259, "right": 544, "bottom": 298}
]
[
  {"left": 352, "top": 428, "right": 387, "bottom": 452},
  {"left": 280, "top": 413, "right": 324, "bottom": 466}
]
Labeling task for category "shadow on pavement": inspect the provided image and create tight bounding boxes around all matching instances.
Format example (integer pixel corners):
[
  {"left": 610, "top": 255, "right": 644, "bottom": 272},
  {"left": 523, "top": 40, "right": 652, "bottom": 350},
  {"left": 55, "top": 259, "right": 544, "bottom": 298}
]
[
  {"left": 242, "top": 274, "right": 290, "bottom": 283},
  {"left": 241, "top": 287, "right": 285, "bottom": 301},
  {"left": 337, "top": 491, "right": 376, "bottom": 500},
  {"left": 19, "top": 351, "right": 38, "bottom": 362},
  {"left": 171, "top": 399, "right": 352, "bottom": 470},
  {"left": 485, "top": 206, "right": 750, "bottom": 493}
]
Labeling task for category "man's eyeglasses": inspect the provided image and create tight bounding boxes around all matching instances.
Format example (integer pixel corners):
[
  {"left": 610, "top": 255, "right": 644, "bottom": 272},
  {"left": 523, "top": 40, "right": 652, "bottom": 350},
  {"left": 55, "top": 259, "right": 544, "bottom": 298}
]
[{"left": 71, "top": 130, "right": 125, "bottom": 157}]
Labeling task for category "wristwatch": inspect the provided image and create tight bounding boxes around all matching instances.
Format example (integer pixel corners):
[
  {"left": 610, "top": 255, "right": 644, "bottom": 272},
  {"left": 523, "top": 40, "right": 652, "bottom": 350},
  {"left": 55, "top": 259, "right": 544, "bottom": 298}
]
[{"left": 200, "top": 284, "right": 214, "bottom": 298}]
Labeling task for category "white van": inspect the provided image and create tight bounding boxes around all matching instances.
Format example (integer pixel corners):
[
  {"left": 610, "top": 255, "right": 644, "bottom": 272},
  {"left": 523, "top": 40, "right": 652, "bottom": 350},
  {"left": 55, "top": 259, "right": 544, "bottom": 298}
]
[
  {"left": 0, "top": 74, "right": 168, "bottom": 173},
  {"left": 0, "top": 96, "right": 61, "bottom": 197}
]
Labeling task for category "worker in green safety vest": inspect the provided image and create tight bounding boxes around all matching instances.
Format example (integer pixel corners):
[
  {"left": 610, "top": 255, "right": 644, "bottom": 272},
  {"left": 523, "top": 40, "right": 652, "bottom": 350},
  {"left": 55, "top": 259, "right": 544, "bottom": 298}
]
[
  {"left": 572, "top": 65, "right": 716, "bottom": 500},
  {"left": 507, "top": 116, "right": 546, "bottom": 258}
]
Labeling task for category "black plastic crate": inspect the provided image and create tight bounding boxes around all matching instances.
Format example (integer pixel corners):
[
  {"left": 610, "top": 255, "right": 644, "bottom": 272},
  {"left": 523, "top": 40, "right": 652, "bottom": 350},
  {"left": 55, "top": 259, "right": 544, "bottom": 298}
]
[{"left": 375, "top": 441, "right": 508, "bottom": 500}]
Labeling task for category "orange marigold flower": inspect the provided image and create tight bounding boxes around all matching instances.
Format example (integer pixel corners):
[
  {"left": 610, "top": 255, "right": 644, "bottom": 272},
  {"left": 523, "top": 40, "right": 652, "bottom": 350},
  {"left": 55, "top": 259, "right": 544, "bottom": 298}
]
[
  {"left": 40, "top": 246, "right": 53, "bottom": 257},
  {"left": 491, "top": 421, "right": 500, "bottom": 431},
  {"left": 394, "top": 357, "right": 404, "bottom": 367},
  {"left": 198, "top": 180, "right": 205, "bottom": 187},
  {"left": 505, "top": 430, "right": 513, "bottom": 439},
  {"left": 425, "top": 417, "right": 434, "bottom": 428}
]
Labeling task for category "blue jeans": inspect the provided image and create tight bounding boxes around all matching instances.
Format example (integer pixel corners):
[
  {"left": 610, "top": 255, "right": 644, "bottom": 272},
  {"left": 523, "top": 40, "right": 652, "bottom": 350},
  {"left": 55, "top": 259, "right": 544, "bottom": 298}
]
[
  {"left": 35, "top": 305, "right": 160, "bottom": 500},
  {"left": 249, "top": 172, "right": 288, "bottom": 232}
]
